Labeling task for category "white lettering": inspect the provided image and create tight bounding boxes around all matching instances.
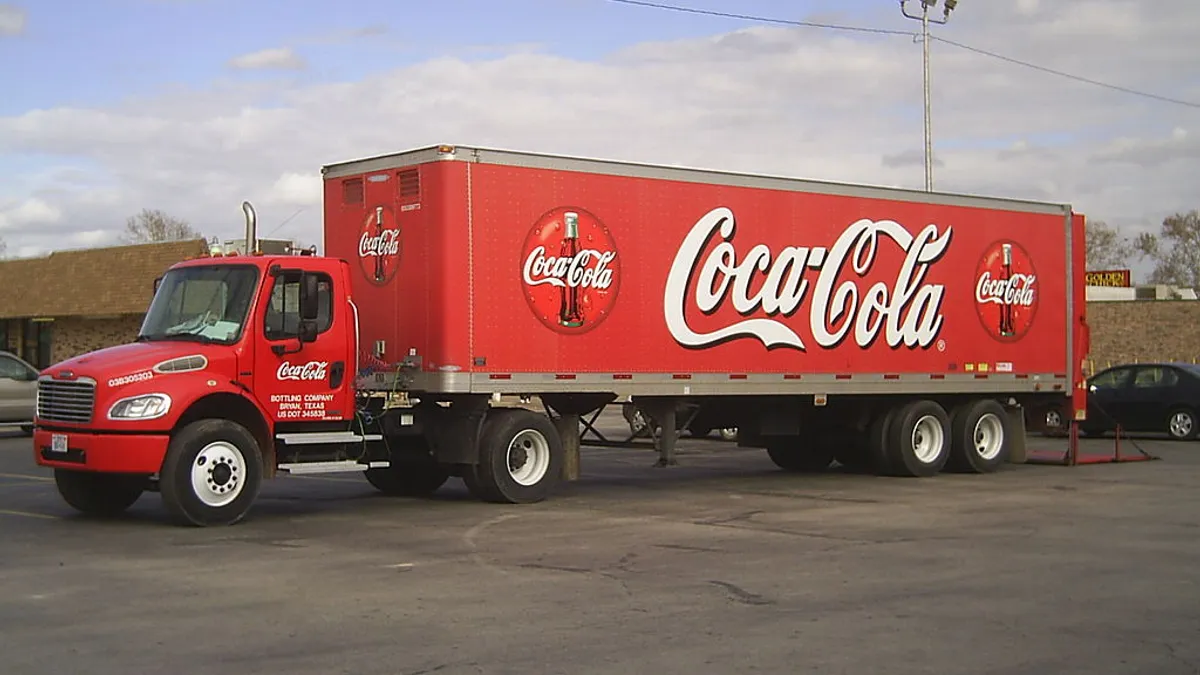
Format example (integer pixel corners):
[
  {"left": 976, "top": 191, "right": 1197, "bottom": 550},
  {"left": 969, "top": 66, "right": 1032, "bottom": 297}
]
[
  {"left": 522, "top": 246, "right": 617, "bottom": 289},
  {"left": 975, "top": 272, "right": 1037, "bottom": 306},
  {"left": 107, "top": 371, "right": 154, "bottom": 388},
  {"left": 276, "top": 361, "right": 329, "bottom": 381},
  {"left": 359, "top": 229, "right": 400, "bottom": 258},
  {"left": 663, "top": 207, "right": 952, "bottom": 351}
]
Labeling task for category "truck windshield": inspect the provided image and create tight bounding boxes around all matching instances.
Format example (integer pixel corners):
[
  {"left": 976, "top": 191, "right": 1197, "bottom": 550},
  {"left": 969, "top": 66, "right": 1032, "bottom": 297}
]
[{"left": 138, "top": 265, "right": 260, "bottom": 345}]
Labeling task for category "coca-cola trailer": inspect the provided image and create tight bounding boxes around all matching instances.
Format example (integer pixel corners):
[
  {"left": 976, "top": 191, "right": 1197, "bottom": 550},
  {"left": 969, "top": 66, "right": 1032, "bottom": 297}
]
[{"left": 32, "top": 144, "right": 1089, "bottom": 526}]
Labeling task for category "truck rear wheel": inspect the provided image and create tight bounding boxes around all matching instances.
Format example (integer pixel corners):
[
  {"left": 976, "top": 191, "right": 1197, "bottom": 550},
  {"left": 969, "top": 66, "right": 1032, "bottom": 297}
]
[
  {"left": 365, "top": 458, "right": 450, "bottom": 497},
  {"left": 54, "top": 469, "right": 145, "bottom": 517},
  {"left": 766, "top": 436, "right": 836, "bottom": 472},
  {"left": 883, "top": 400, "right": 951, "bottom": 477},
  {"left": 466, "top": 408, "right": 562, "bottom": 504},
  {"left": 947, "top": 399, "right": 1011, "bottom": 473},
  {"left": 159, "top": 419, "right": 264, "bottom": 527}
]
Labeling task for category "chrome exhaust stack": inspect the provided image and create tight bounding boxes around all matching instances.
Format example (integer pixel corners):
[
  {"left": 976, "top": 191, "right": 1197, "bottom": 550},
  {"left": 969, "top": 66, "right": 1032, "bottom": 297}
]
[{"left": 242, "top": 201, "right": 257, "bottom": 255}]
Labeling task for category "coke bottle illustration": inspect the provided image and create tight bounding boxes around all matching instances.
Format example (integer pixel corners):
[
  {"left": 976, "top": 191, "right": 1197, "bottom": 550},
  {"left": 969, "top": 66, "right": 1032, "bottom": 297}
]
[
  {"left": 373, "top": 206, "right": 386, "bottom": 283},
  {"left": 558, "top": 212, "right": 585, "bottom": 328},
  {"left": 999, "top": 243, "right": 1015, "bottom": 337}
]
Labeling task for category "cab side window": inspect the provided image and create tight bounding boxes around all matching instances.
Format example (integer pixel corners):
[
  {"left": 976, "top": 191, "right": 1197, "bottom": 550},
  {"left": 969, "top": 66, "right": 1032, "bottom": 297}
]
[{"left": 263, "top": 273, "right": 334, "bottom": 340}]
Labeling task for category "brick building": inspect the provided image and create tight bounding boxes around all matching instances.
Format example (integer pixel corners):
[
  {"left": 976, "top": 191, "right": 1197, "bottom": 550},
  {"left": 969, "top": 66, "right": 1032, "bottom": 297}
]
[{"left": 0, "top": 239, "right": 209, "bottom": 369}]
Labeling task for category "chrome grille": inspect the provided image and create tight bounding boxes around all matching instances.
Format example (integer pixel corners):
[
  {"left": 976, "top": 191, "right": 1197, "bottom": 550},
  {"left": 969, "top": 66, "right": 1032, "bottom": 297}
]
[{"left": 37, "top": 379, "right": 97, "bottom": 424}]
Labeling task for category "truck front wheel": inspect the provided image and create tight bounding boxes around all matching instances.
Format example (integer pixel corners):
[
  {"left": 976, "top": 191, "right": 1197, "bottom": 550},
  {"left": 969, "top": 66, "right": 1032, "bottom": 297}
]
[
  {"left": 54, "top": 469, "right": 146, "bottom": 517},
  {"left": 159, "top": 419, "right": 264, "bottom": 527},
  {"left": 466, "top": 408, "right": 563, "bottom": 504}
]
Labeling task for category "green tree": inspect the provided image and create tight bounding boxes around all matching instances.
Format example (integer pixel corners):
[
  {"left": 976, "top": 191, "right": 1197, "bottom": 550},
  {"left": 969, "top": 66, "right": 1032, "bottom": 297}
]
[
  {"left": 121, "top": 208, "right": 202, "bottom": 244},
  {"left": 1135, "top": 210, "right": 1200, "bottom": 288},
  {"left": 1085, "top": 219, "right": 1134, "bottom": 270}
]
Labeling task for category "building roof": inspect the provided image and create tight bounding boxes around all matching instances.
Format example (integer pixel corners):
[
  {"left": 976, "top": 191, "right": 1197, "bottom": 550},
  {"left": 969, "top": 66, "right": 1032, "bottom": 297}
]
[{"left": 0, "top": 239, "right": 210, "bottom": 319}]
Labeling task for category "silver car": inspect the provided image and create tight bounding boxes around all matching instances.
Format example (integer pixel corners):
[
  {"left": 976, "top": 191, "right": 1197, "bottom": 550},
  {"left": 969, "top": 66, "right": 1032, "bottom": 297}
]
[{"left": 0, "top": 350, "right": 37, "bottom": 434}]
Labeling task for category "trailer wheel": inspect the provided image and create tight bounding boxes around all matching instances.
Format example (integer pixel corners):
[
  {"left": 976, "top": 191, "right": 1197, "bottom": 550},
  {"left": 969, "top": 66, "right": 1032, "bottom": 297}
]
[
  {"left": 947, "top": 399, "right": 1011, "bottom": 473},
  {"left": 765, "top": 439, "right": 835, "bottom": 472},
  {"left": 468, "top": 408, "right": 563, "bottom": 504},
  {"left": 884, "top": 400, "right": 951, "bottom": 477},
  {"left": 365, "top": 458, "right": 450, "bottom": 497},
  {"left": 159, "top": 419, "right": 264, "bottom": 527},
  {"left": 54, "top": 469, "right": 146, "bottom": 517}
]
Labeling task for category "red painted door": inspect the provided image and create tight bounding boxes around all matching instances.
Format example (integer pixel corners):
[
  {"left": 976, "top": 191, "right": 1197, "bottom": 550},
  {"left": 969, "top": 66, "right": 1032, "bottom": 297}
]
[{"left": 253, "top": 265, "right": 355, "bottom": 424}]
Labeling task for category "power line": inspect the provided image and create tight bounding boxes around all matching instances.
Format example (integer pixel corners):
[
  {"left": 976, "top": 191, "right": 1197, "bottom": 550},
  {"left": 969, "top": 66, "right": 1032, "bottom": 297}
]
[
  {"left": 931, "top": 36, "right": 1200, "bottom": 110},
  {"left": 605, "top": 0, "right": 1200, "bottom": 110},
  {"left": 604, "top": 0, "right": 914, "bottom": 37}
]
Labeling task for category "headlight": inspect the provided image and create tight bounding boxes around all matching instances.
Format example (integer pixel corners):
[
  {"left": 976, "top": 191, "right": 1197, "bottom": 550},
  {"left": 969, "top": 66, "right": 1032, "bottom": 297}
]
[{"left": 108, "top": 393, "right": 172, "bottom": 420}]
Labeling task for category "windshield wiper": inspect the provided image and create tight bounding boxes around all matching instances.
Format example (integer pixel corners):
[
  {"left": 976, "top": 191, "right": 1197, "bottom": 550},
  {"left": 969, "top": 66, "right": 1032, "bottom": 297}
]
[{"left": 138, "top": 333, "right": 216, "bottom": 344}]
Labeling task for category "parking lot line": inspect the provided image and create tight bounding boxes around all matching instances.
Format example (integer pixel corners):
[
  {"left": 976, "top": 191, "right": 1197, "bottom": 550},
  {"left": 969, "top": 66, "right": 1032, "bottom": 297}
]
[
  {"left": 0, "top": 508, "right": 59, "bottom": 520},
  {"left": 0, "top": 471, "right": 52, "bottom": 482}
]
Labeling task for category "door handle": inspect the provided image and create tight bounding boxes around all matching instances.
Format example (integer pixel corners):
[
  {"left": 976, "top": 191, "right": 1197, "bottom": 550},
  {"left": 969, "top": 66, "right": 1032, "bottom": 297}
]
[{"left": 330, "top": 361, "right": 345, "bottom": 389}]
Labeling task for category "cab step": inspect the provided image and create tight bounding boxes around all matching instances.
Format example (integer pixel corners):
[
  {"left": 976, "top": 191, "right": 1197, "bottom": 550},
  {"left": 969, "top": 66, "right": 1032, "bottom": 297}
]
[
  {"left": 277, "top": 460, "right": 390, "bottom": 475},
  {"left": 275, "top": 431, "right": 383, "bottom": 446}
]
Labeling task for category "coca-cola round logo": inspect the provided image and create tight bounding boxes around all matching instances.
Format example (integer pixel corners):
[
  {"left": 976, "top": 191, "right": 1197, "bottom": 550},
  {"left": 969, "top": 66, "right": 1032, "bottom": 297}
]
[
  {"left": 358, "top": 204, "right": 402, "bottom": 286},
  {"left": 520, "top": 206, "right": 621, "bottom": 335},
  {"left": 974, "top": 239, "right": 1038, "bottom": 342}
]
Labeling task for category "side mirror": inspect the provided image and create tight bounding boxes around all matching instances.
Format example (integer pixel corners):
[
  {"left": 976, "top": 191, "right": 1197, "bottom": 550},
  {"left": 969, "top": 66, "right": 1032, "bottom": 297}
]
[
  {"left": 153, "top": 276, "right": 162, "bottom": 293},
  {"left": 300, "top": 273, "right": 320, "bottom": 322}
]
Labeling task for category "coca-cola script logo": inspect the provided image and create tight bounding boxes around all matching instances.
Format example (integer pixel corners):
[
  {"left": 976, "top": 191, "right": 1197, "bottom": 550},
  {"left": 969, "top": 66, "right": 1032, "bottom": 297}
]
[
  {"left": 974, "top": 239, "right": 1038, "bottom": 342},
  {"left": 277, "top": 360, "right": 329, "bottom": 382},
  {"left": 664, "top": 207, "right": 952, "bottom": 351},
  {"left": 520, "top": 207, "right": 622, "bottom": 335},
  {"left": 358, "top": 204, "right": 401, "bottom": 286}
]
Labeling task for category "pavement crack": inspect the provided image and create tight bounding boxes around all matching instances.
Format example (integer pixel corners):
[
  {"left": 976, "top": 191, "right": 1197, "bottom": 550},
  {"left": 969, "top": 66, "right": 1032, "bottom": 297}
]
[
  {"left": 1162, "top": 642, "right": 1200, "bottom": 674},
  {"left": 653, "top": 543, "right": 724, "bottom": 553},
  {"left": 709, "top": 580, "right": 774, "bottom": 606}
]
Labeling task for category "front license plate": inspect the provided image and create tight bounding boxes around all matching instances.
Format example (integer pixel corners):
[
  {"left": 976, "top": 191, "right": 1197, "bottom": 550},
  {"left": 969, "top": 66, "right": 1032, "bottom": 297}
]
[{"left": 51, "top": 434, "right": 68, "bottom": 453}]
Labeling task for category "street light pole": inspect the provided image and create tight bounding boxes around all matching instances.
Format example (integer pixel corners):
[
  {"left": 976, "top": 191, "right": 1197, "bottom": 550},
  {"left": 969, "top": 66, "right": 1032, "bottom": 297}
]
[{"left": 899, "top": 0, "right": 958, "bottom": 192}]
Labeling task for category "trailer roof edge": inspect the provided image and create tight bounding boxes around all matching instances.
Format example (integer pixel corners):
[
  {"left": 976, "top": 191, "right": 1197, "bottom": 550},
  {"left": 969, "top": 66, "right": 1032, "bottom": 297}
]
[{"left": 321, "top": 143, "right": 1074, "bottom": 216}]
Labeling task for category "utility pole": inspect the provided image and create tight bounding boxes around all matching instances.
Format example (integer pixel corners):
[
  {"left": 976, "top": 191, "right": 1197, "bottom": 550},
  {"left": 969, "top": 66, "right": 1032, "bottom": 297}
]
[{"left": 899, "top": 0, "right": 959, "bottom": 192}]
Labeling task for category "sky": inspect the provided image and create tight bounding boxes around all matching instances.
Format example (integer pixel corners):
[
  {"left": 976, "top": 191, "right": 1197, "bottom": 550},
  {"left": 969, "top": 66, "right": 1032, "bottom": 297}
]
[{"left": 0, "top": 0, "right": 1197, "bottom": 281}]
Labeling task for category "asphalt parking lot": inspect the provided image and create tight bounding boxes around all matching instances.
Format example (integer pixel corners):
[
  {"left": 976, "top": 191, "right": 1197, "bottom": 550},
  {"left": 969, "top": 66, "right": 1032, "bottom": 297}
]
[{"left": 1, "top": 412, "right": 1199, "bottom": 675}]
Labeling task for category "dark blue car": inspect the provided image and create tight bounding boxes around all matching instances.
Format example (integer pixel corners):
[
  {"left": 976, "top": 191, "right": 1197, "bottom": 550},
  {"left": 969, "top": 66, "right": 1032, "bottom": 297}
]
[{"left": 1079, "top": 362, "right": 1200, "bottom": 440}]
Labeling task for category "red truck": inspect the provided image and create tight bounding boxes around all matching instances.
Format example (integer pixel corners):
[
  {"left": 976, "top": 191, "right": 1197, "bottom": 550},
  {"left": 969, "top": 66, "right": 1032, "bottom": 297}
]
[{"left": 32, "top": 144, "right": 1090, "bottom": 526}]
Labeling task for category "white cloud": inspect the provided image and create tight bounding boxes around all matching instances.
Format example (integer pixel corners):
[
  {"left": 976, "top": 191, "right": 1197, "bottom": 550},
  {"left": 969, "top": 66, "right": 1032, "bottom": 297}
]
[
  {"left": 0, "top": 198, "right": 62, "bottom": 231},
  {"left": 268, "top": 172, "right": 322, "bottom": 207},
  {"left": 0, "top": 3, "right": 25, "bottom": 36},
  {"left": 226, "top": 47, "right": 306, "bottom": 71},
  {"left": 0, "top": 0, "right": 1197, "bottom": 280}
]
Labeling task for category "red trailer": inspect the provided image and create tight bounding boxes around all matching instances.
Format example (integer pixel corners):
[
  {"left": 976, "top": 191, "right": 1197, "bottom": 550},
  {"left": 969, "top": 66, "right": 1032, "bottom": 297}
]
[{"left": 32, "top": 144, "right": 1090, "bottom": 526}]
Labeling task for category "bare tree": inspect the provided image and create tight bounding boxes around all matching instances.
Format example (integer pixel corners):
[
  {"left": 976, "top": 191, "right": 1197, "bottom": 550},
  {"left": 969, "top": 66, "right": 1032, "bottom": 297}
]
[
  {"left": 121, "top": 209, "right": 202, "bottom": 244},
  {"left": 1135, "top": 210, "right": 1200, "bottom": 288},
  {"left": 1085, "top": 219, "right": 1135, "bottom": 270},
  {"left": 0, "top": 235, "right": 7, "bottom": 259}
]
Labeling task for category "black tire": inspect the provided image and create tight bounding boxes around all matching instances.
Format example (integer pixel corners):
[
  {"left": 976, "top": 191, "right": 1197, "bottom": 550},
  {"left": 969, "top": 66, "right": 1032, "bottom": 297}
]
[
  {"left": 834, "top": 434, "right": 874, "bottom": 473},
  {"left": 866, "top": 405, "right": 901, "bottom": 475},
  {"left": 947, "top": 399, "right": 1011, "bottom": 473},
  {"left": 365, "top": 458, "right": 450, "bottom": 497},
  {"left": 467, "top": 408, "right": 563, "bottom": 504},
  {"left": 159, "top": 419, "right": 264, "bottom": 527},
  {"left": 765, "top": 438, "right": 836, "bottom": 472},
  {"left": 54, "top": 469, "right": 146, "bottom": 517},
  {"left": 883, "top": 400, "right": 951, "bottom": 477},
  {"left": 1166, "top": 407, "right": 1197, "bottom": 440}
]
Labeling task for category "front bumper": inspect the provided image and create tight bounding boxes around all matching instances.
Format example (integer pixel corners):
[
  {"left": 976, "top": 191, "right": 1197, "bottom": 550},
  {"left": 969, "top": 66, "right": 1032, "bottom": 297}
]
[{"left": 33, "top": 428, "right": 170, "bottom": 474}]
